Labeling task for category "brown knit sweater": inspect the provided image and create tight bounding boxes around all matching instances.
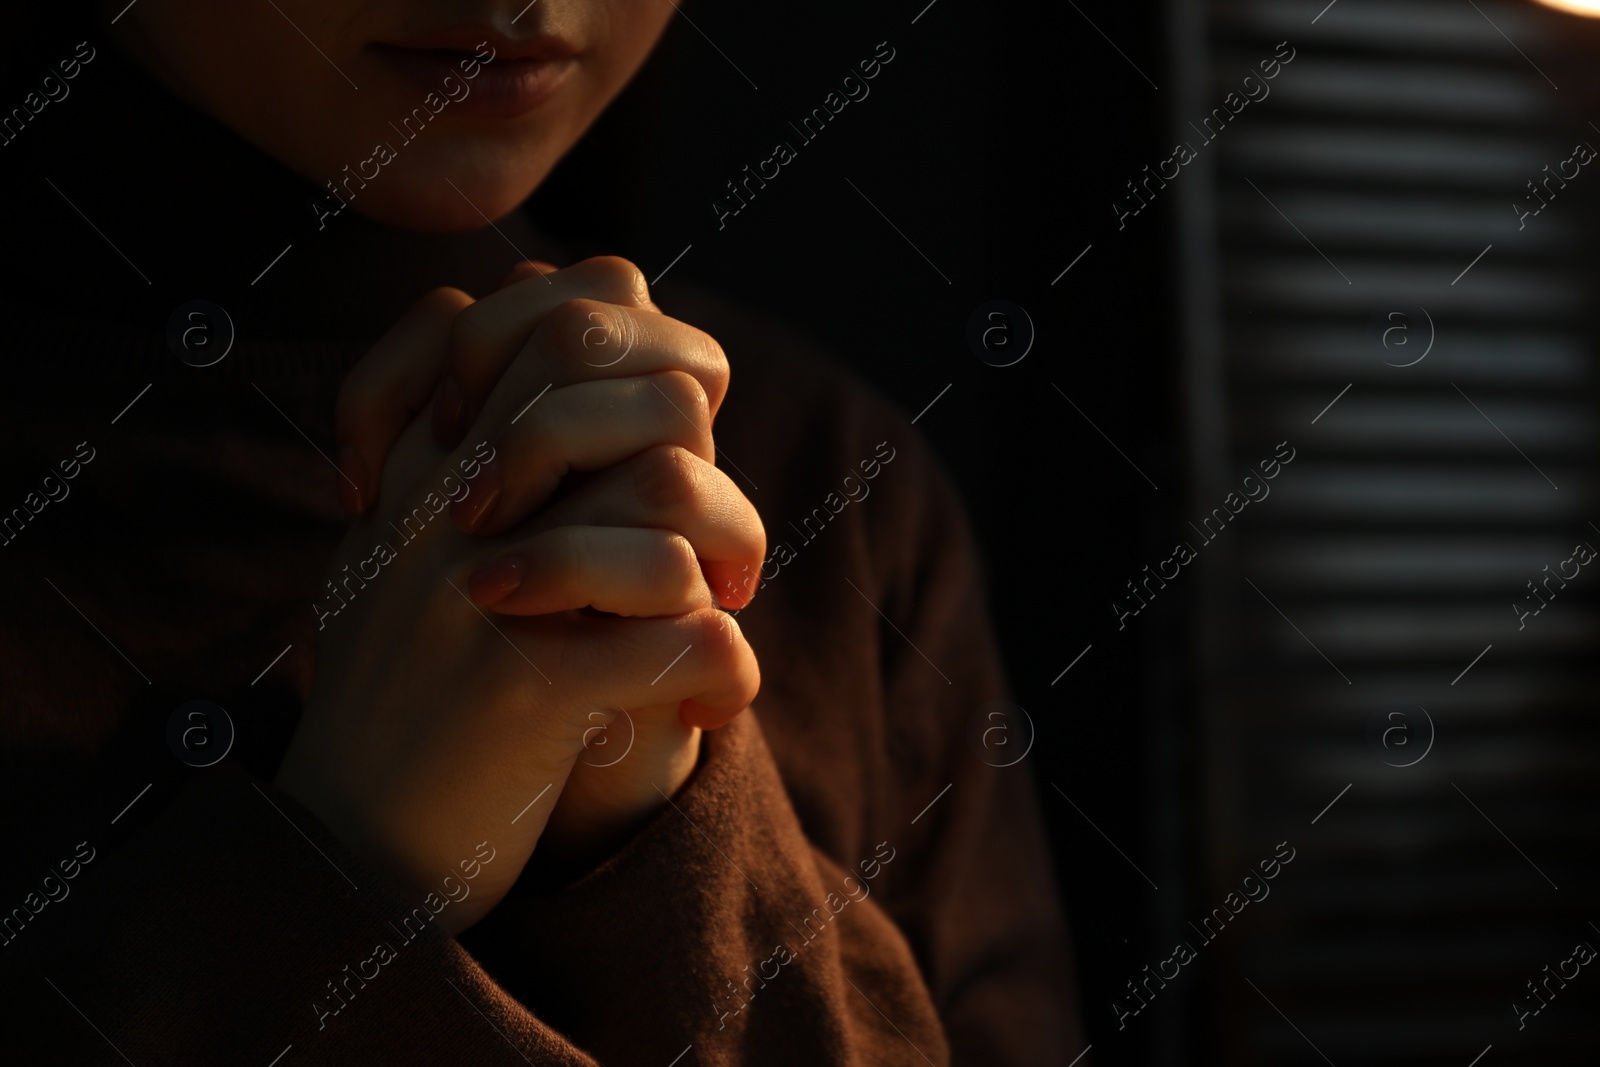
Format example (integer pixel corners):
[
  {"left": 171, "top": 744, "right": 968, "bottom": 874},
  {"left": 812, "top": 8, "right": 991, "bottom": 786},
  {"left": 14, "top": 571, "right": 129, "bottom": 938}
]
[{"left": 0, "top": 30, "right": 1081, "bottom": 1067}]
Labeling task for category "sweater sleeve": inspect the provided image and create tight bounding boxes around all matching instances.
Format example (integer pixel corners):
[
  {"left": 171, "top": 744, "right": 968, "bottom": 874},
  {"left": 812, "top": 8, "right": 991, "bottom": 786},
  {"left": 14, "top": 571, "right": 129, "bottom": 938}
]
[
  {"left": 863, "top": 432, "right": 1084, "bottom": 1066},
  {"left": 467, "top": 707, "right": 950, "bottom": 1067},
  {"left": 0, "top": 760, "right": 599, "bottom": 1066},
  {"left": 0, "top": 718, "right": 951, "bottom": 1067}
]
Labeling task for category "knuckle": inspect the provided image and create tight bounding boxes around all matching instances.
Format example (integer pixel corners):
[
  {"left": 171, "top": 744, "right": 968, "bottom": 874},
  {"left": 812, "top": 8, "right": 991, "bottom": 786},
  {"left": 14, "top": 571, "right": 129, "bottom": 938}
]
[
  {"left": 634, "top": 445, "right": 700, "bottom": 514},
  {"left": 545, "top": 298, "right": 628, "bottom": 365},
  {"left": 582, "top": 255, "right": 651, "bottom": 306},
  {"left": 688, "top": 610, "right": 758, "bottom": 704},
  {"left": 656, "top": 370, "right": 711, "bottom": 437},
  {"left": 647, "top": 533, "right": 701, "bottom": 603},
  {"left": 699, "top": 331, "right": 729, "bottom": 378},
  {"left": 725, "top": 616, "right": 761, "bottom": 706},
  {"left": 689, "top": 609, "right": 738, "bottom": 670},
  {"left": 691, "top": 330, "right": 730, "bottom": 399},
  {"left": 739, "top": 511, "right": 768, "bottom": 565},
  {"left": 543, "top": 296, "right": 593, "bottom": 335},
  {"left": 732, "top": 660, "right": 761, "bottom": 710}
]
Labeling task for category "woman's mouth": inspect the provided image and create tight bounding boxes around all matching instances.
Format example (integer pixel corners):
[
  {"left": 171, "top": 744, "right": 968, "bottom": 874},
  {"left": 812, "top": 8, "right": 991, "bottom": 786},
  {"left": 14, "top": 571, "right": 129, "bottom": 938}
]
[{"left": 368, "top": 35, "right": 578, "bottom": 120}]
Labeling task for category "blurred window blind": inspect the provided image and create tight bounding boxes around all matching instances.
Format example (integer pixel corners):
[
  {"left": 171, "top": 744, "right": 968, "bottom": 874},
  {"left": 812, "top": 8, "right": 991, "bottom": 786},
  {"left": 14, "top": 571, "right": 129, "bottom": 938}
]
[{"left": 1174, "top": 0, "right": 1600, "bottom": 1061}]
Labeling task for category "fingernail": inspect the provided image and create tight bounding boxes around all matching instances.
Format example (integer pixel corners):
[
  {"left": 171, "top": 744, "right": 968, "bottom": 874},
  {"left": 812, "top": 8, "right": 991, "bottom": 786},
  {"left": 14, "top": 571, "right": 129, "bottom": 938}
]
[
  {"left": 337, "top": 444, "right": 367, "bottom": 515},
  {"left": 452, "top": 457, "right": 501, "bottom": 532},
  {"left": 468, "top": 556, "right": 524, "bottom": 605},
  {"left": 432, "top": 375, "right": 469, "bottom": 448},
  {"left": 708, "top": 562, "right": 757, "bottom": 610}
]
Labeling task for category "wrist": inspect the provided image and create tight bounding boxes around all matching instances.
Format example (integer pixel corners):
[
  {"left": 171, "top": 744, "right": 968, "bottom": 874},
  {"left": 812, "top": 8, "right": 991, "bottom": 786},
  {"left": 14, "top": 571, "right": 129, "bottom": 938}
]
[{"left": 533, "top": 709, "right": 702, "bottom": 877}]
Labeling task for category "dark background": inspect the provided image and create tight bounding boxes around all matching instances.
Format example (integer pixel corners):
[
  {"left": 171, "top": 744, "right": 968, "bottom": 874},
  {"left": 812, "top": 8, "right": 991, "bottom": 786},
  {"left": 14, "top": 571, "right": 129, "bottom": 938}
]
[{"left": 530, "top": 1, "right": 1181, "bottom": 1059}]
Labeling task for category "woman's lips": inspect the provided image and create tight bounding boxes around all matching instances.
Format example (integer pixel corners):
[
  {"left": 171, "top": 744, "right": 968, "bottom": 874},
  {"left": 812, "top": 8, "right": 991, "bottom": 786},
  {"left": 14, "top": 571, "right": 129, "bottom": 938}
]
[{"left": 368, "top": 43, "right": 576, "bottom": 120}]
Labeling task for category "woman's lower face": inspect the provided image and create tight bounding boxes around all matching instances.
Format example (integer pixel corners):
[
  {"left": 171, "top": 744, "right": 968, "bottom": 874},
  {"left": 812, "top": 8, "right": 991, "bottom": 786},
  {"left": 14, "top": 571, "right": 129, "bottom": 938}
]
[{"left": 102, "top": 0, "right": 673, "bottom": 231}]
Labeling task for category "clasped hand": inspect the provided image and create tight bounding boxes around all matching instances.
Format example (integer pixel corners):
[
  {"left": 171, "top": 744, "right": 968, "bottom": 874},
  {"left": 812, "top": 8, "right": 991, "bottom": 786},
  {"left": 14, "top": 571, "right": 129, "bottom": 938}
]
[{"left": 275, "top": 257, "right": 764, "bottom": 932}]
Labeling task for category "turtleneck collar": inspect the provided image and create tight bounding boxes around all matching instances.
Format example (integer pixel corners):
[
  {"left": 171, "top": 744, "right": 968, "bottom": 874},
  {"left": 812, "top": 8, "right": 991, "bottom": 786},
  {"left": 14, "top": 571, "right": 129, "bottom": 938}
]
[{"left": 0, "top": 17, "right": 565, "bottom": 347}]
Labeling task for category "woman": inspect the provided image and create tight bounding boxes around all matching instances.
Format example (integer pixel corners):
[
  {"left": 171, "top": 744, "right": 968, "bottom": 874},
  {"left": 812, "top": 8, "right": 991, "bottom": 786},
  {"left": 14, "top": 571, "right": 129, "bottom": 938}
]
[{"left": 0, "top": 1, "right": 1080, "bottom": 1063}]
